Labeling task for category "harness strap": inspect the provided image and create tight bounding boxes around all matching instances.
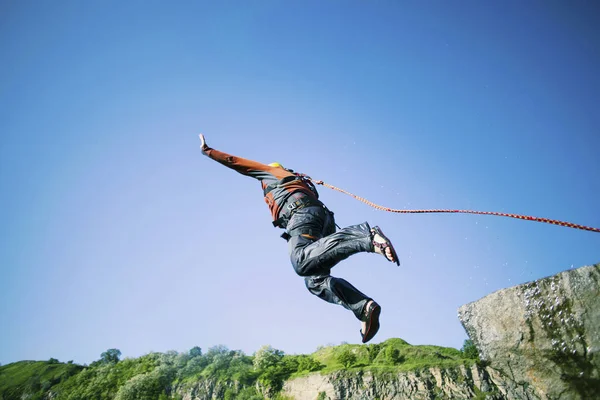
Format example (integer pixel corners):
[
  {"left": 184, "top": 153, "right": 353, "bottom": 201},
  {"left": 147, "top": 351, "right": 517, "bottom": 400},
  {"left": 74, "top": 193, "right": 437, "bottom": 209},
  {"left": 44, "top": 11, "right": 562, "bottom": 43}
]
[
  {"left": 272, "top": 196, "right": 323, "bottom": 229},
  {"left": 280, "top": 228, "right": 321, "bottom": 242}
]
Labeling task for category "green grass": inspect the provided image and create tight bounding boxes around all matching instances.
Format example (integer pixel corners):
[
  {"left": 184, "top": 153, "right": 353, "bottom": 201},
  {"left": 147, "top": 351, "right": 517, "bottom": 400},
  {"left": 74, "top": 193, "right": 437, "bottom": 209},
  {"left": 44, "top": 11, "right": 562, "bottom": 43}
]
[
  {"left": 0, "top": 360, "right": 82, "bottom": 399},
  {"left": 309, "top": 338, "right": 476, "bottom": 375}
]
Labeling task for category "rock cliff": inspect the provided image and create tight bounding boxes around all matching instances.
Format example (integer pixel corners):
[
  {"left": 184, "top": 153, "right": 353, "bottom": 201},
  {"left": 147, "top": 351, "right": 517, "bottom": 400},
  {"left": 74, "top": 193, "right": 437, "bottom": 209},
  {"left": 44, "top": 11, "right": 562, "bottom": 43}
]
[
  {"left": 458, "top": 263, "right": 600, "bottom": 400},
  {"left": 281, "top": 364, "right": 532, "bottom": 399}
]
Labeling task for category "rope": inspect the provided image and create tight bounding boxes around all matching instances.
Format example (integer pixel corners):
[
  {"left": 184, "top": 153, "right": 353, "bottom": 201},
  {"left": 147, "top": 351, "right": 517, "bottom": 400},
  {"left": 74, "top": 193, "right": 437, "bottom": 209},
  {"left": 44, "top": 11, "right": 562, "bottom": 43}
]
[{"left": 311, "top": 180, "right": 600, "bottom": 234}]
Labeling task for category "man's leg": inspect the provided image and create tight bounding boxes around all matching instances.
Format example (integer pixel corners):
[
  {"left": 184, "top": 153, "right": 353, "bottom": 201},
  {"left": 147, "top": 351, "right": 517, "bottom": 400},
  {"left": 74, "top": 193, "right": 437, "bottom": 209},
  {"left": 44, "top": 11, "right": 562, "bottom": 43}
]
[
  {"left": 286, "top": 206, "right": 398, "bottom": 277},
  {"left": 285, "top": 206, "right": 390, "bottom": 342},
  {"left": 304, "top": 274, "right": 381, "bottom": 342},
  {"left": 304, "top": 275, "right": 370, "bottom": 320},
  {"left": 289, "top": 222, "right": 373, "bottom": 277}
]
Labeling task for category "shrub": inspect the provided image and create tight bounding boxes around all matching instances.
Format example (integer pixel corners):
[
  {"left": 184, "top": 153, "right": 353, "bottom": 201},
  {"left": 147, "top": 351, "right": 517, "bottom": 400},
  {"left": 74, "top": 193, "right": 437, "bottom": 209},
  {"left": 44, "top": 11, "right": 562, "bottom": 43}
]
[
  {"left": 253, "top": 345, "right": 284, "bottom": 370},
  {"left": 461, "top": 340, "right": 479, "bottom": 359},
  {"left": 367, "top": 344, "right": 381, "bottom": 363},
  {"left": 336, "top": 349, "right": 356, "bottom": 368},
  {"left": 100, "top": 348, "right": 121, "bottom": 364},
  {"left": 296, "top": 355, "right": 323, "bottom": 372},
  {"left": 384, "top": 346, "right": 403, "bottom": 365},
  {"left": 189, "top": 346, "right": 202, "bottom": 357}
]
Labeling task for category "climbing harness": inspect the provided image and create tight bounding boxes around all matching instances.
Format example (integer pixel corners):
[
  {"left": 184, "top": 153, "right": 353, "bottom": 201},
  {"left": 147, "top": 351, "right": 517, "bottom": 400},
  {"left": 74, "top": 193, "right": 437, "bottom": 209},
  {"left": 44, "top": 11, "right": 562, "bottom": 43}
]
[
  {"left": 272, "top": 196, "right": 323, "bottom": 229},
  {"left": 311, "top": 180, "right": 600, "bottom": 234}
]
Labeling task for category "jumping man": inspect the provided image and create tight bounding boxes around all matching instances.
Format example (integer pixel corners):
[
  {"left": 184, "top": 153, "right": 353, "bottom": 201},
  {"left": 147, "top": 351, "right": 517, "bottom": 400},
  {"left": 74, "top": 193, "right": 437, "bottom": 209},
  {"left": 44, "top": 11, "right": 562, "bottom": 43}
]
[{"left": 199, "top": 134, "right": 400, "bottom": 343}]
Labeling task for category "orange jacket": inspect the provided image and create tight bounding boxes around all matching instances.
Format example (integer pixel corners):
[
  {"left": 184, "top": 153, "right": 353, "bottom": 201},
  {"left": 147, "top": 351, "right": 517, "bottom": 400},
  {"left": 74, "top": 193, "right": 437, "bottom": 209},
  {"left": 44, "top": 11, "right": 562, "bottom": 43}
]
[{"left": 204, "top": 146, "right": 319, "bottom": 222}]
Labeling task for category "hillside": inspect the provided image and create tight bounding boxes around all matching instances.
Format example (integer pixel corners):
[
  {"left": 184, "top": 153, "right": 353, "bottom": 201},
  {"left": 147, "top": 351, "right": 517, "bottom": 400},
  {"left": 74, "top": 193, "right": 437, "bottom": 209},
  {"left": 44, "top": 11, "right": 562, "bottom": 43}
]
[
  {"left": 0, "top": 338, "right": 477, "bottom": 400},
  {"left": 0, "top": 360, "right": 82, "bottom": 400}
]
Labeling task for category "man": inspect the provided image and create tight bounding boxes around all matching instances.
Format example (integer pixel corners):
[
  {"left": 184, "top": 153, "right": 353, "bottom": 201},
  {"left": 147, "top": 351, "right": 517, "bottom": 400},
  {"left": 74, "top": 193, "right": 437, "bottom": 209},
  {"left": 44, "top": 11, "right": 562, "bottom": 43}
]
[{"left": 199, "top": 134, "right": 399, "bottom": 343}]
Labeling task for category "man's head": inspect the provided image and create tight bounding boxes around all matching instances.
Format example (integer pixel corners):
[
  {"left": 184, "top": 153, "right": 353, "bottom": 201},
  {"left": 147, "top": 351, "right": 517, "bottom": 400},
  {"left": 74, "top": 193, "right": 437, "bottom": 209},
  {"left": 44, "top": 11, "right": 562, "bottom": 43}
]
[{"left": 269, "top": 162, "right": 296, "bottom": 174}]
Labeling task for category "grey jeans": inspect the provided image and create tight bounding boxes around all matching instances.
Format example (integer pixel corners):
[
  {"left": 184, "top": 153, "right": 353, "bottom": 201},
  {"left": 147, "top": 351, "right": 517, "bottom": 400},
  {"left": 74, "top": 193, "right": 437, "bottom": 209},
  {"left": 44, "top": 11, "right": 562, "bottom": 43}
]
[{"left": 286, "top": 205, "right": 374, "bottom": 320}]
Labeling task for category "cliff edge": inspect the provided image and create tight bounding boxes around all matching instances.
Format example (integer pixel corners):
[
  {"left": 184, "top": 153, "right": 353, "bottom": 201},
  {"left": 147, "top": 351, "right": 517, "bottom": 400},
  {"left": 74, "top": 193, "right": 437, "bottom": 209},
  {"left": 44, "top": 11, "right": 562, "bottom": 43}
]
[{"left": 458, "top": 264, "right": 600, "bottom": 400}]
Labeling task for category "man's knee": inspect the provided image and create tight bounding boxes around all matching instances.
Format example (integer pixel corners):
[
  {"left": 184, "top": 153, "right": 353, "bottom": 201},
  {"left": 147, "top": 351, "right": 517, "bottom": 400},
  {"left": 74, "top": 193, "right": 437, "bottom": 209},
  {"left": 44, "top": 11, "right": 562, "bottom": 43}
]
[
  {"left": 292, "top": 254, "right": 326, "bottom": 277},
  {"left": 290, "top": 251, "right": 308, "bottom": 276},
  {"left": 289, "top": 237, "right": 321, "bottom": 277},
  {"left": 304, "top": 276, "right": 329, "bottom": 297}
]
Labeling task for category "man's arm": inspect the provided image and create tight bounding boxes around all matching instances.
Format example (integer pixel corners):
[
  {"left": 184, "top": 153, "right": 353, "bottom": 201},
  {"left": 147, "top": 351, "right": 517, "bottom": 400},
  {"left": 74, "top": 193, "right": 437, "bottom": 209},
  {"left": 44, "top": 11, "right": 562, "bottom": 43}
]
[{"left": 199, "top": 134, "right": 288, "bottom": 181}]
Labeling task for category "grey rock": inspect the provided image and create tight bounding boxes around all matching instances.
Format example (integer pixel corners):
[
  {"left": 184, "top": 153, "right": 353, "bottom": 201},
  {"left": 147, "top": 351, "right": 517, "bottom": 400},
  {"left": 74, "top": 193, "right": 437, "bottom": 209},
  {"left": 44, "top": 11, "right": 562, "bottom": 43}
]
[
  {"left": 282, "top": 365, "right": 513, "bottom": 400},
  {"left": 458, "top": 264, "right": 600, "bottom": 400}
]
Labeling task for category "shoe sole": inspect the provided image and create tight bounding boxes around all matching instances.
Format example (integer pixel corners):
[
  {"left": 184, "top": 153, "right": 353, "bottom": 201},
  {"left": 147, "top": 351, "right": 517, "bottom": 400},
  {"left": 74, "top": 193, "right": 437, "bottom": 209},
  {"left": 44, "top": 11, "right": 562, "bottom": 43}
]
[
  {"left": 362, "top": 304, "right": 381, "bottom": 343},
  {"left": 373, "top": 226, "right": 400, "bottom": 266}
]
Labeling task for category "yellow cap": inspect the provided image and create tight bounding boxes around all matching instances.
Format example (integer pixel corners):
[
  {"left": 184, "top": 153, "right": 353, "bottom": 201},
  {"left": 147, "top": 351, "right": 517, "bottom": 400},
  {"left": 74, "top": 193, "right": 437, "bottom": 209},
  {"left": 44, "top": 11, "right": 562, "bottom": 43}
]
[{"left": 268, "top": 162, "right": 284, "bottom": 168}]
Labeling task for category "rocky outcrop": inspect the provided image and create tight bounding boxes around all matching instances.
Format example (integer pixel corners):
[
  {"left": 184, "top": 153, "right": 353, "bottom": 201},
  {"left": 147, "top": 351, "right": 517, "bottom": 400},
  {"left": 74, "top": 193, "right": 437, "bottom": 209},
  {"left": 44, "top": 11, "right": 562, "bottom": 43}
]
[
  {"left": 459, "top": 264, "right": 600, "bottom": 400},
  {"left": 282, "top": 365, "right": 518, "bottom": 400},
  {"left": 172, "top": 379, "right": 234, "bottom": 400}
]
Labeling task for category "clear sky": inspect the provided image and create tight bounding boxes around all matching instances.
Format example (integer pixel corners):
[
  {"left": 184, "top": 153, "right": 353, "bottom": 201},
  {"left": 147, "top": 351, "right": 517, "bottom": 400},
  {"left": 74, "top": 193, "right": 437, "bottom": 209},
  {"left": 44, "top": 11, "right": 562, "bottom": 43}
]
[{"left": 1, "top": 0, "right": 599, "bottom": 366}]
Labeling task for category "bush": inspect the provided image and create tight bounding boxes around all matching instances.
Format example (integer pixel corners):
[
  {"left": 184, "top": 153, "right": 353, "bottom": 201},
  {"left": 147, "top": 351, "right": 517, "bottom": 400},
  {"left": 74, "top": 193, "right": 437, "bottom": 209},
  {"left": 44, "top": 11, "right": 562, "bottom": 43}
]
[
  {"left": 225, "top": 386, "right": 263, "bottom": 400},
  {"left": 189, "top": 346, "right": 202, "bottom": 357},
  {"left": 367, "top": 344, "right": 381, "bottom": 363},
  {"left": 384, "top": 346, "right": 403, "bottom": 365},
  {"left": 100, "top": 349, "right": 121, "bottom": 364},
  {"left": 336, "top": 349, "right": 356, "bottom": 368},
  {"left": 461, "top": 340, "right": 479, "bottom": 359},
  {"left": 253, "top": 345, "right": 284, "bottom": 370},
  {"left": 296, "top": 355, "right": 323, "bottom": 372}
]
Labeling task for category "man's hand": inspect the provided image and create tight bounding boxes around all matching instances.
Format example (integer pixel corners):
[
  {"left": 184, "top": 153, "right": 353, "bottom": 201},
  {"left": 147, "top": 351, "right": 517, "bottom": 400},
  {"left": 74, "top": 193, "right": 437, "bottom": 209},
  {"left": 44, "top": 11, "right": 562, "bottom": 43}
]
[{"left": 199, "top": 134, "right": 209, "bottom": 155}]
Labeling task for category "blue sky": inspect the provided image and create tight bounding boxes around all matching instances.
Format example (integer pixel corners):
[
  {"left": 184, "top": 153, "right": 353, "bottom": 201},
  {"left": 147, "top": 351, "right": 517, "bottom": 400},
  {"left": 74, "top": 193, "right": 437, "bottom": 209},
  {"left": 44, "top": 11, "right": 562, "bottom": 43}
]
[{"left": 1, "top": 0, "right": 599, "bottom": 366}]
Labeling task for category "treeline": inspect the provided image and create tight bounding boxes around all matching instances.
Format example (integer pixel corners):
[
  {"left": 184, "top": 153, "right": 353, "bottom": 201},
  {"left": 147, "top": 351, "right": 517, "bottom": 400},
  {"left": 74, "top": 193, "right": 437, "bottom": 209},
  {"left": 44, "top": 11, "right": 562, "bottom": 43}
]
[
  {"left": 0, "top": 339, "right": 479, "bottom": 400},
  {"left": 1, "top": 344, "right": 323, "bottom": 400}
]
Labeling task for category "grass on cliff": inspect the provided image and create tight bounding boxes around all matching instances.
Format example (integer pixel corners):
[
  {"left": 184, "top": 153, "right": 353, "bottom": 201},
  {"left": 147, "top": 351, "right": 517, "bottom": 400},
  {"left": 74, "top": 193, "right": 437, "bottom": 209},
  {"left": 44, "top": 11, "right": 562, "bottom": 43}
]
[
  {"left": 307, "top": 338, "right": 477, "bottom": 375},
  {"left": 0, "top": 360, "right": 83, "bottom": 400}
]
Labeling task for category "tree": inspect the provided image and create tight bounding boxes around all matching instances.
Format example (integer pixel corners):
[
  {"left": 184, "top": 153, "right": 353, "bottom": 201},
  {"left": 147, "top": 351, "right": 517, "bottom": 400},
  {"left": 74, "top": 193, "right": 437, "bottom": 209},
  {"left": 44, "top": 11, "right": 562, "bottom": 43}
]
[
  {"left": 48, "top": 358, "right": 59, "bottom": 364},
  {"left": 101, "top": 348, "right": 122, "bottom": 364},
  {"left": 367, "top": 344, "right": 381, "bottom": 363},
  {"left": 383, "top": 346, "right": 403, "bottom": 364},
  {"left": 253, "top": 345, "right": 284, "bottom": 370},
  {"left": 461, "top": 339, "right": 479, "bottom": 359},
  {"left": 336, "top": 349, "right": 356, "bottom": 368},
  {"left": 189, "top": 346, "right": 202, "bottom": 357},
  {"left": 297, "top": 355, "right": 323, "bottom": 372}
]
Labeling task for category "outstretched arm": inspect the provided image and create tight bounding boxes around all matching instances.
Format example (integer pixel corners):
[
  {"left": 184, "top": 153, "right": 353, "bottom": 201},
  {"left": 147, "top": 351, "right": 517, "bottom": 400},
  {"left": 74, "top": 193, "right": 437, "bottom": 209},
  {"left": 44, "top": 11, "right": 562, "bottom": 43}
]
[
  {"left": 199, "top": 134, "right": 289, "bottom": 181},
  {"left": 199, "top": 134, "right": 208, "bottom": 154}
]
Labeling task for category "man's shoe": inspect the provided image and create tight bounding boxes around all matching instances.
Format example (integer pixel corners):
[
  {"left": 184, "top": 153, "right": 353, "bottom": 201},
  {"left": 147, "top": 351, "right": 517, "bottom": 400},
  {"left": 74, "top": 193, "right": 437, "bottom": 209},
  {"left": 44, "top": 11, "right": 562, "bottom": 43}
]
[{"left": 360, "top": 301, "right": 381, "bottom": 343}]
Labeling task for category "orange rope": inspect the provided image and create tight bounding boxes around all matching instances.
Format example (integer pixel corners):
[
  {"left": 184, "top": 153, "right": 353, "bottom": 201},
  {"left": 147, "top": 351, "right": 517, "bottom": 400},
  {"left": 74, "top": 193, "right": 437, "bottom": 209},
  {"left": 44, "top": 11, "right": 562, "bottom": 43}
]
[{"left": 312, "top": 180, "right": 600, "bottom": 234}]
